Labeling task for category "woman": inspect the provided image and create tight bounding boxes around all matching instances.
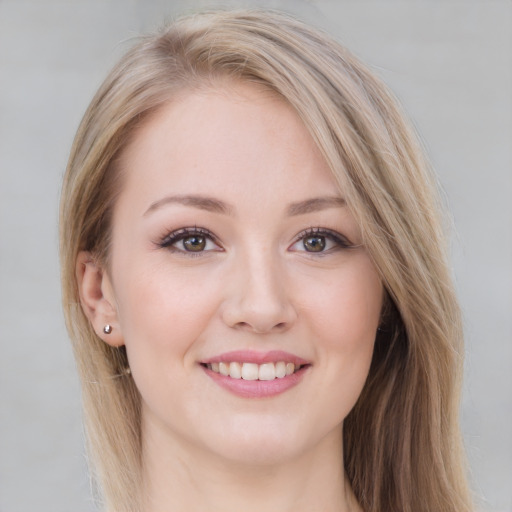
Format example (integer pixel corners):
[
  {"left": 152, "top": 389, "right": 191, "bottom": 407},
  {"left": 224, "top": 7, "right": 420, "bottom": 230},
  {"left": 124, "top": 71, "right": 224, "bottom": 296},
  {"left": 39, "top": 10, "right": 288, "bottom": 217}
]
[{"left": 60, "top": 9, "right": 473, "bottom": 512}]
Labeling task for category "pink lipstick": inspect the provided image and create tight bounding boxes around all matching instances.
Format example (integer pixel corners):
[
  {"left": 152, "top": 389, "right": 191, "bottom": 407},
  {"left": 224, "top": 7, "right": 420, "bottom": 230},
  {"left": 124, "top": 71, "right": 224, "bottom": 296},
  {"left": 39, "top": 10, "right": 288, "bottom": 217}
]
[{"left": 200, "top": 350, "right": 310, "bottom": 398}]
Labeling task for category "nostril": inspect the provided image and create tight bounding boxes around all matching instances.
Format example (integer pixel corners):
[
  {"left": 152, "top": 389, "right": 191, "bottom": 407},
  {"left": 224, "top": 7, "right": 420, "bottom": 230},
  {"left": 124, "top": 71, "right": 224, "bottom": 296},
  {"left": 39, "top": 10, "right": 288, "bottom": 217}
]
[
  {"left": 231, "top": 320, "right": 291, "bottom": 334},
  {"left": 253, "top": 321, "right": 288, "bottom": 334},
  {"left": 234, "top": 321, "right": 251, "bottom": 330},
  {"left": 221, "top": 297, "right": 297, "bottom": 333}
]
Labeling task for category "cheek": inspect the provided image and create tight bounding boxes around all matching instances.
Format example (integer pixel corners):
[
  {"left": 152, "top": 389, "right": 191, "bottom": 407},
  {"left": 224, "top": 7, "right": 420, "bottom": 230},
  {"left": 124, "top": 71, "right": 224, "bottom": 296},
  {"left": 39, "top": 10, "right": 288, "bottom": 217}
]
[
  {"left": 113, "top": 264, "right": 226, "bottom": 418},
  {"left": 302, "top": 257, "right": 382, "bottom": 398},
  {"left": 113, "top": 262, "right": 223, "bottom": 366},
  {"left": 305, "top": 258, "right": 382, "bottom": 347}
]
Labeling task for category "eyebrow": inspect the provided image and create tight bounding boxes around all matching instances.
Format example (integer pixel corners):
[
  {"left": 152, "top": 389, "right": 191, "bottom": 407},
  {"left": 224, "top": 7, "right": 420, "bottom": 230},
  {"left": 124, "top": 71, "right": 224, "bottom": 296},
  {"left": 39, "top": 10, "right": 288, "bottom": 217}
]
[
  {"left": 286, "top": 196, "right": 346, "bottom": 216},
  {"left": 144, "top": 194, "right": 233, "bottom": 216},
  {"left": 144, "top": 194, "right": 346, "bottom": 217}
]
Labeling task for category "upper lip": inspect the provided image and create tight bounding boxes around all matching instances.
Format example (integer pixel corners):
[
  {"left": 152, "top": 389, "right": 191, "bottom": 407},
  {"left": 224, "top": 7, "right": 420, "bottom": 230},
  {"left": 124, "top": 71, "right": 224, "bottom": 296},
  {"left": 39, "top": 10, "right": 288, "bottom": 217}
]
[{"left": 201, "top": 350, "right": 310, "bottom": 366}]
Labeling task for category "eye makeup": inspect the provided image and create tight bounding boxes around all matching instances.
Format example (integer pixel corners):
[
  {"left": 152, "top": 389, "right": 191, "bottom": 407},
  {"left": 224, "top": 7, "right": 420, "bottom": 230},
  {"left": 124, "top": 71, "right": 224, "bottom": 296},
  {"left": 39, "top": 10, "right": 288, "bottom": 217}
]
[
  {"left": 290, "top": 227, "right": 356, "bottom": 254},
  {"left": 157, "top": 226, "right": 223, "bottom": 254},
  {"left": 155, "top": 224, "right": 357, "bottom": 258}
]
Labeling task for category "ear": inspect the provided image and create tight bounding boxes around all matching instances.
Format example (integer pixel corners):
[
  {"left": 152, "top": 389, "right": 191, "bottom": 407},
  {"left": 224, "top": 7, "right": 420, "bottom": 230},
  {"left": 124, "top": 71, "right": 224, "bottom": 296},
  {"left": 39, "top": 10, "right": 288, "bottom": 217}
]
[{"left": 76, "top": 251, "right": 124, "bottom": 347}]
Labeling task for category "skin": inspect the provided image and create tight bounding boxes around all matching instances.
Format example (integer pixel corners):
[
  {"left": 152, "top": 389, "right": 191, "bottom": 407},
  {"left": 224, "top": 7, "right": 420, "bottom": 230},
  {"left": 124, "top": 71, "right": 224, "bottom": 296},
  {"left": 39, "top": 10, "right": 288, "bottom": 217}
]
[{"left": 77, "top": 82, "right": 383, "bottom": 512}]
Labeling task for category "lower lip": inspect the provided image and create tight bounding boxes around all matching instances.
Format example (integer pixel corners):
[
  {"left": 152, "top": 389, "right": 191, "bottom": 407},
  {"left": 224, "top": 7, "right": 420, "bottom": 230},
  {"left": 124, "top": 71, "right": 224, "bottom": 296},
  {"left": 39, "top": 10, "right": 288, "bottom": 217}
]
[{"left": 202, "top": 365, "right": 309, "bottom": 398}]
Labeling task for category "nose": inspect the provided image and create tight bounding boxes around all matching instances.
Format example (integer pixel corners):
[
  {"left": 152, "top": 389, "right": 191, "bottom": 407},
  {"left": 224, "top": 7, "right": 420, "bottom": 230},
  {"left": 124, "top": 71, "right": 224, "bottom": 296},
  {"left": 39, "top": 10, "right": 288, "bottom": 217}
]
[{"left": 221, "top": 251, "right": 297, "bottom": 334}]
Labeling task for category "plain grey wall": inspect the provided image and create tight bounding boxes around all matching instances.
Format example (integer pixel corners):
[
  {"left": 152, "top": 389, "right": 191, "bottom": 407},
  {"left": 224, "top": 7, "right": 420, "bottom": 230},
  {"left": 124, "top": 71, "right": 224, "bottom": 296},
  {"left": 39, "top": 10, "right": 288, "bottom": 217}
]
[{"left": 1, "top": 1, "right": 510, "bottom": 511}]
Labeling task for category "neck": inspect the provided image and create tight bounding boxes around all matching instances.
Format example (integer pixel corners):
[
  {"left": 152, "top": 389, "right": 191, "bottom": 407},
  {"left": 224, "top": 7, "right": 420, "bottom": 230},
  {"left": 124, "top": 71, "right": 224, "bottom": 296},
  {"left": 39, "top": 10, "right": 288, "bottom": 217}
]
[{"left": 141, "top": 418, "right": 361, "bottom": 512}]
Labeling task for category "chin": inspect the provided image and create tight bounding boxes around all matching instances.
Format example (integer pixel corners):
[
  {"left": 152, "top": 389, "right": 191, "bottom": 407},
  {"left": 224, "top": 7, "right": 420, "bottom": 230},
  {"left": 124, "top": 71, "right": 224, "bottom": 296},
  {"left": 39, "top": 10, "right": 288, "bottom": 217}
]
[{"left": 202, "top": 414, "right": 336, "bottom": 467}]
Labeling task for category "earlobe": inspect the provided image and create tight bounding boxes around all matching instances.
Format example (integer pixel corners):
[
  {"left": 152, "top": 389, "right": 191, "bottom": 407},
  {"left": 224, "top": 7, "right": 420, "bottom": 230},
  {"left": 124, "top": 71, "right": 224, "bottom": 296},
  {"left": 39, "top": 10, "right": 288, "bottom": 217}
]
[{"left": 76, "top": 251, "right": 124, "bottom": 347}]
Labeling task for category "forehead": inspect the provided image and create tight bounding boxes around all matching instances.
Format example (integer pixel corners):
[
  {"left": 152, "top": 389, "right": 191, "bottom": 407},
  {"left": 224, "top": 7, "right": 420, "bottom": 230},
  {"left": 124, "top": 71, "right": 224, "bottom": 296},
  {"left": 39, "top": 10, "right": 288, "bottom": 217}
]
[{"left": 115, "top": 81, "right": 340, "bottom": 213}]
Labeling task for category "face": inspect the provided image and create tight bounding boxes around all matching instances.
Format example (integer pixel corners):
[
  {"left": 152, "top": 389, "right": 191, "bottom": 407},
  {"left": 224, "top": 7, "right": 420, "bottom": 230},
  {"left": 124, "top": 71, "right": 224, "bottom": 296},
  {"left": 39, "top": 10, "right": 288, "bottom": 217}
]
[{"left": 102, "top": 82, "right": 382, "bottom": 465}]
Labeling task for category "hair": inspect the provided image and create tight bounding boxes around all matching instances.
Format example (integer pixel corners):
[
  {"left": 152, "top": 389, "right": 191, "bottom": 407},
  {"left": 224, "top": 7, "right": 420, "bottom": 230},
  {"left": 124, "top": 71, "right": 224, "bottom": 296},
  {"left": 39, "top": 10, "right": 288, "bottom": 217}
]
[{"left": 60, "top": 9, "right": 473, "bottom": 512}]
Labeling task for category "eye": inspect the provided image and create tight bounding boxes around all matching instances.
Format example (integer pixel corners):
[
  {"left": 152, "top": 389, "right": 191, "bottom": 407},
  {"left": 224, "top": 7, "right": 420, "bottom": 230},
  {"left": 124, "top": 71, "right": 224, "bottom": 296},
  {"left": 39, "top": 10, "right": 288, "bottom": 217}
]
[
  {"left": 302, "top": 234, "right": 327, "bottom": 252},
  {"left": 289, "top": 228, "right": 353, "bottom": 254},
  {"left": 159, "top": 227, "right": 222, "bottom": 254}
]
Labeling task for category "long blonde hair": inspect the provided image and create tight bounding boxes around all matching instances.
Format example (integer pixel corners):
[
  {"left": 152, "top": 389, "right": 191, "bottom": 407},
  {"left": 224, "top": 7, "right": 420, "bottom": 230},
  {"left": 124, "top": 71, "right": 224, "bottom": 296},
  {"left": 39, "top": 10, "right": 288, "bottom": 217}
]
[{"left": 60, "top": 9, "right": 473, "bottom": 512}]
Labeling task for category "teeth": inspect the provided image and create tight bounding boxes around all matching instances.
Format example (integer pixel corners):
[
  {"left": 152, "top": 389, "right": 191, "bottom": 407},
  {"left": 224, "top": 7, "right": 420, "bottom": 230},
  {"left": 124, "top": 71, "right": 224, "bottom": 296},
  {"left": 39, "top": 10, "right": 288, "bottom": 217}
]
[
  {"left": 208, "top": 361, "right": 301, "bottom": 380},
  {"left": 219, "top": 362, "right": 229, "bottom": 376},
  {"left": 229, "top": 362, "right": 242, "bottom": 379},
  {"left": 259, "top": 363, "right": 275, "bottom": 381},
  {"left": 275, "top": 361, "right": 286, "bottom": 378},
  {"left": 241, "top": 363, "right": 259, "bottom": 380}
]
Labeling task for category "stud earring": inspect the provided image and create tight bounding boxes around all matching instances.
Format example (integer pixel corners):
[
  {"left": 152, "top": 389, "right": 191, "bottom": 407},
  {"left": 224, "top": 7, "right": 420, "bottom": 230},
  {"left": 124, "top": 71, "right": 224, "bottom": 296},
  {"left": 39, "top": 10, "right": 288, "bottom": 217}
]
[{"left": 103, "top": 324, "right": 113, "bottom": 334}]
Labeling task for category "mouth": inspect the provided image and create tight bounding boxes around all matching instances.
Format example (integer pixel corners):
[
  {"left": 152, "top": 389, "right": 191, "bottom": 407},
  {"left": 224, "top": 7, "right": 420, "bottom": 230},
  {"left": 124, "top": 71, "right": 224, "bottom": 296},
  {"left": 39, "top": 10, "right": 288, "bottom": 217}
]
[
  {"left": 200, "top": 350, "right": 311, "bottom": 398},
  {"left": 202, "top": 361, "right": 306, "bottom": 381}
]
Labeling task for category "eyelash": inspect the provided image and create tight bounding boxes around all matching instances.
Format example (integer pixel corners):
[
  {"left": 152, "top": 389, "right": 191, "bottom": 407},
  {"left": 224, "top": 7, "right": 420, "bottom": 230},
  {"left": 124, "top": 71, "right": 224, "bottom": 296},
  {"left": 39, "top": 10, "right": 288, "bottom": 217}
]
[
  {"left": 291, "top": 227, "right": 355, "bottom": 253},
  {"left": 158, "top": 227, "right": 222, "bottom": 254},
  {"left": 157, "top": 226, "right": 354, "bottom": 255}
]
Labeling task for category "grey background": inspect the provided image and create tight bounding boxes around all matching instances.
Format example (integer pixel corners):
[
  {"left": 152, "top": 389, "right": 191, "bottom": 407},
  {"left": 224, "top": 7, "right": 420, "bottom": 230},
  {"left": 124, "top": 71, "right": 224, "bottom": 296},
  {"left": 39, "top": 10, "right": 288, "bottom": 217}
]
[{"left": 0, "top": 1, "right": 510, "bottom": 511}]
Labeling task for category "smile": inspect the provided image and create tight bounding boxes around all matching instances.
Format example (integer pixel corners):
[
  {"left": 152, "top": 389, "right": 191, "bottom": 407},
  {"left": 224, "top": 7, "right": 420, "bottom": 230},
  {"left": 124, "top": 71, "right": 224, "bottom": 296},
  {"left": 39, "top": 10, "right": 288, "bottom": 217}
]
[
  {"left": 201, "top": 350, "right": 310, "bottom": 398},
  {"left": 206, "top": 361, "right": 302, "bottom": 380}
]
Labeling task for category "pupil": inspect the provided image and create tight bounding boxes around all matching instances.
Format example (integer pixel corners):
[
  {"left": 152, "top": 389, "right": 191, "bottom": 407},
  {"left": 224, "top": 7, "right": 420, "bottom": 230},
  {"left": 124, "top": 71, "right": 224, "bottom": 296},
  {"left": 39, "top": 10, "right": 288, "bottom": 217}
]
[
  {"left": 183, "top": 236, "right": 206, "bottom": 251},
  {"left": 304, "top": 236, "right": 325, "bottom": 252}
]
